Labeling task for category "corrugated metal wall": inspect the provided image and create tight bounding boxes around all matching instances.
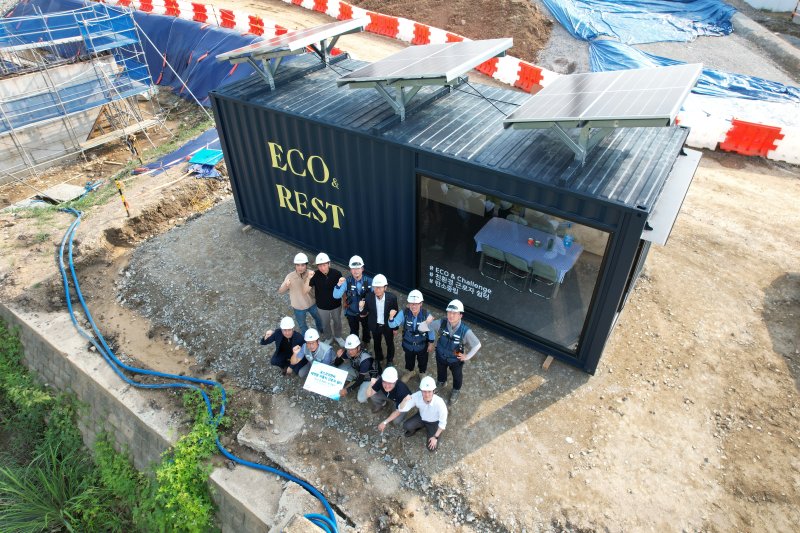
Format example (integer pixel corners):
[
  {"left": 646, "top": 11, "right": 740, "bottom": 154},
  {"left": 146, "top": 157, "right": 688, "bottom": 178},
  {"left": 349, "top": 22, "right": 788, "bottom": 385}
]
[{"left": 212, "top": 94, "right": 417, "bottom": 289}]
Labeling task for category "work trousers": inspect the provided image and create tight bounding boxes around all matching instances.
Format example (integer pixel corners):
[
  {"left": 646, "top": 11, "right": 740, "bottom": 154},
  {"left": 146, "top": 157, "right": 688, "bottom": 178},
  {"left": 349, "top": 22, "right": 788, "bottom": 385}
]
[
  {"left": 436, "top": 359, "right": 464, "bottom": 390},
  {"left": 346, "top": 314, "right": 371, "bottom": 344},
  {"left": 293, "top": 305, "right": 323, "bottom": 335},
  {"left": 317, "top": 307, "right": 343, "bottom": 340},
  {"left": 371, "top": 324, "right": 395, "bottom": 365},
  {"left": 403, "top": 348, "right": 429, "bottom": 373},
  {"left": 369, "top": 390, "right": 407, "bottom": 424},
  {"left": 403, "top": 413, "right": 441, "bottom": 440}
]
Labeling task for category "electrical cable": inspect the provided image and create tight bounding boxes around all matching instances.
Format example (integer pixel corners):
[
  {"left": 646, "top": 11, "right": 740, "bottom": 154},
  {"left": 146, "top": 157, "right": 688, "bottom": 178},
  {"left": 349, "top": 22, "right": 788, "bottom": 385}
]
[{"left": 57, "top": 208, "right": 339, "bottom": 533}]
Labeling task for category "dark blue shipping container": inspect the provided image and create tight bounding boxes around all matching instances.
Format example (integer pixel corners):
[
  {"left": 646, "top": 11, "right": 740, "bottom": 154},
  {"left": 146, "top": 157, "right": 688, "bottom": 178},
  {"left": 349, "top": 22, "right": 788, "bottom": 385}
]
[{"left": 210, "top": 54, "right": 700, "bottom": 374}]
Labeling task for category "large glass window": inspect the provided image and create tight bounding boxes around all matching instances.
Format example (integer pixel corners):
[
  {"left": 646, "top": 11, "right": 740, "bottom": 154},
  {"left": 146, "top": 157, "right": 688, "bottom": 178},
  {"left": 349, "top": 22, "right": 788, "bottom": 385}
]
[{"left": 418, "top": 175, "right": 609, "bottom": 353}]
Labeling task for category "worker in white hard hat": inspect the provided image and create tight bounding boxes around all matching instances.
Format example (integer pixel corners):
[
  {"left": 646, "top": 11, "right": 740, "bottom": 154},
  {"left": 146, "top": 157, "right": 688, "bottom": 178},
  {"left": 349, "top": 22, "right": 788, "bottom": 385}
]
[
  {"left": 278, "top": 252, "right": 323, "bottom": 335},
  {"left": 367, "top": 366, "right": 411, "bottom": 422},
  {"left": 309, "top": 252, "right": 346, "bottom": 346},
  {"left": 289, "top": 328, "right": 336, "bottom": 379},
  {"left": 364, "top": 274, "right": 399, "bottom": 372},
  {"left": 382, "top": 376, "right": 448, "bottom": 451},
  {"left": 388, "top": 289, "right": 435, "bottom": 380},
  {"left": 424, "top": 299, "right": 481, "bottom": 406},
  {"left": 260, "top": 316, "right": 305, "bottom": 375},
  {"left": 333, "top": 333, "right": 378, "bottom": 403},
  {"left": 332, "top": 255, "right": 373, "bottom": 346}
]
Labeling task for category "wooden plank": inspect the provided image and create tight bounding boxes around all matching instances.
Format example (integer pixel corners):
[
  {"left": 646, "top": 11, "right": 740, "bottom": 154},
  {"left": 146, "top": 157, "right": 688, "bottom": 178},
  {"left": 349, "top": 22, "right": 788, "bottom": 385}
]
[
  {"left": 542, "top": 355, "right": 554, "bottom": 371},
  {"left": 80, "top": 119, "right": 160, "bottom": 151}
]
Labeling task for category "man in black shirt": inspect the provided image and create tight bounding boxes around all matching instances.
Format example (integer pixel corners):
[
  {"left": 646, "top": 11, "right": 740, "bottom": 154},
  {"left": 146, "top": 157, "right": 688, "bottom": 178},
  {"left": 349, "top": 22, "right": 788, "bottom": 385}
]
[
  {"left": 310, "top": 252, "right": 345, "bottom": 346},
  {"left": 260, "top": 316, "right": 305, "bottom": 375},
  {"left": 369, "top": 367, "right": 412, "bottom": 426}
]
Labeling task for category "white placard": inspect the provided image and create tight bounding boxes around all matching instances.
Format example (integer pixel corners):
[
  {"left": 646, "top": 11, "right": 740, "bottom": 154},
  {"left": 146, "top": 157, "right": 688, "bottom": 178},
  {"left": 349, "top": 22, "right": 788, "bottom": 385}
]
[{"left": 302, "top": 361, "right": 349, "bottom": 400}]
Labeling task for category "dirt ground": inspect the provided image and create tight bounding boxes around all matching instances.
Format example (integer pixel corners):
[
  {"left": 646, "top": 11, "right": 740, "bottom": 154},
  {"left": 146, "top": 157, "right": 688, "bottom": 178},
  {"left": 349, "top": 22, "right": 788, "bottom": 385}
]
[
  {"left": 1, "top": 1, "right": 800, "bottom": 532},
  {"left": 349, "top": 0, "right": 552, "bottom": 63}
]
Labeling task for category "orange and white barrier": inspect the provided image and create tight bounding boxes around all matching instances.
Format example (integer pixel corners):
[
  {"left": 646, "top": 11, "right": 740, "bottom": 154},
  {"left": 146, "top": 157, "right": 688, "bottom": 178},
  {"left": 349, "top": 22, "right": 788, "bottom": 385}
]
[{"left": 98, "top": 0, "right": 799, "bottom": 164}]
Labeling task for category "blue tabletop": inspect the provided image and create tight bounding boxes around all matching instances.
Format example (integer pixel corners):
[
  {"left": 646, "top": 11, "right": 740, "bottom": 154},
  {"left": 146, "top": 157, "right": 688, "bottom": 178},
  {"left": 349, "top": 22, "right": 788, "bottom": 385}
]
[{"left": 474, "top": 217, "right": 583, "bottom": 283}]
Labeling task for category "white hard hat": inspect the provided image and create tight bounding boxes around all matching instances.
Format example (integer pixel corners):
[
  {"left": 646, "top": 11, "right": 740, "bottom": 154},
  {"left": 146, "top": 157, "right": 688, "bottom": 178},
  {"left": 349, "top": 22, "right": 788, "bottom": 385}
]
[
  {"left": 344, "top": 334, "right": 361, "bottom": 349},
  {"left": 348, "top": 255, "right": 364, "bottom": 268},
  {"left": 381, "top": 366, "right": 398, "bottom": 383},
  {"left": 279, "top": 316, "right": 295, "bottom": 330},
  {"left": 419, "top": 376, "right": 436, "bottom": 391},
  {"left": 446, "top": 299, "right": 464, "bottom": 313},
  {"left": 304, "top": 328, "right": 320, "bottom": 342},
  {"left": 407, "top": 290, "right": 423, "bottom": 304},
  {"left": 372, "top": 274, "right": 387, "bottom": 287},
  {"left": 294, "top": 252, "right": 309, "bottom": 264},
  {"left": 315, "top": 252, "right": 330, "bottom": 264}
]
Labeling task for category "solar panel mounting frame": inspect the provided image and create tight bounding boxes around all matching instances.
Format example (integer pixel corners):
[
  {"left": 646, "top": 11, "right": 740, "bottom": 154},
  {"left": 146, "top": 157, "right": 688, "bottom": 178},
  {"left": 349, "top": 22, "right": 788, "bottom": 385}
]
[
  {"left": 503, "top": 63, "right": 702, "bottom": 164},
  {"left": 215, "top": 17, "right": 368, "bottom": 90},
  {"left": 336, "top": 38, "right": 513, "bottom": 121}
]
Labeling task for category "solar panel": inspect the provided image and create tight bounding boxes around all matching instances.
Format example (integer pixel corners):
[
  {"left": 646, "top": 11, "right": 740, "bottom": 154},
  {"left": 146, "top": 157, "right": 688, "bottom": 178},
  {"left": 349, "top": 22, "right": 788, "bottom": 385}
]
[
  {"left": 337, "top": 38, "right": 512, "bottom": 85},
  {"left": 216, "top": 17, "right": 368, "bottom": 63},
  {"left": 504, "top": 63, "right": 702, "bottom": 128}
]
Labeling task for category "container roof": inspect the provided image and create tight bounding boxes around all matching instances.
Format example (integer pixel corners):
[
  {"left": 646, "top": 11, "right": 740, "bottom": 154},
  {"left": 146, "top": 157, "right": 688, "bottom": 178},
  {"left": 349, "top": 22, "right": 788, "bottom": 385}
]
[{"left": 214, "top": 55, "right": 689, "bottom": 211}]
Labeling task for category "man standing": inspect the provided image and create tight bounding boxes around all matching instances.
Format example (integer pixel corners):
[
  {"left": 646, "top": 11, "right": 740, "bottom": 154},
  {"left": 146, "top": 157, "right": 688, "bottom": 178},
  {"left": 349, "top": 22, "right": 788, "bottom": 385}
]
[
  {"left": 334, "top": 334, "right": 378, "bottom": 403},
  {"left": 364, "top": 274, "right": 398, "bottom": 371},
  {"left": 382, "top": 376, "right": 447, "bottom": 452},
  {"left": 260, "top": 316, "right": 305, "bottom": 376},
  {"left": 388, "top": 290, "right": 434, "bottom": 380},
  {"left": 290, "top": 328, "right": 336, "bottom": 379},
  {"left": 333, "top": 255, "right": 372, "bottom": 345},
  {"left": 368, "top": 367, "right": 412, "bottom": 423},
  {"left": 310, "top": 252, "right": 345, "bottom": 346},
  {"left": 427, "top": 299, "right": 481, "bottom": 406},
  {"left": 278, "top": 252, "right": 323, "bottom": 335}
]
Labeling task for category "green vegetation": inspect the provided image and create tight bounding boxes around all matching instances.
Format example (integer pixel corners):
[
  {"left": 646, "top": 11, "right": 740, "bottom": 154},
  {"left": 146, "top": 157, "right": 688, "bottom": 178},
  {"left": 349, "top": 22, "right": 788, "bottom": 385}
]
[{"left": 0, "top": 319, "right": 221, "bottom": 532}]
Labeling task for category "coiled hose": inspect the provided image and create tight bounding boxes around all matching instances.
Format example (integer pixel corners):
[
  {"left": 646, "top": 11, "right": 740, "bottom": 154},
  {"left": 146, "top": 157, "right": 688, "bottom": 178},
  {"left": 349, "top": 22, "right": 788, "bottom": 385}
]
[{"left": 57, "top": 208, "right": 338, "bottom": 533}]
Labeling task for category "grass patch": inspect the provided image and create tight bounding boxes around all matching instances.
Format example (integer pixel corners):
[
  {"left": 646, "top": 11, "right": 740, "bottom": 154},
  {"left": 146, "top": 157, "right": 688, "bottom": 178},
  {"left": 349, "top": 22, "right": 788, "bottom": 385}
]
[{"left": 0, "top": 319, "right": 221, "bottom": 532}]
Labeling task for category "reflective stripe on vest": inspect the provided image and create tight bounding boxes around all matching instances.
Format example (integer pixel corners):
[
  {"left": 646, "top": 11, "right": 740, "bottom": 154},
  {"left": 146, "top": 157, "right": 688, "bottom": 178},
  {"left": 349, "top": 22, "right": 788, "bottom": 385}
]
[
  {"left": 402, "top": 308, "right": 429, "bottom": 352},
  {"left": 435, "top": 321, "right": 469, "bottom": 364}
]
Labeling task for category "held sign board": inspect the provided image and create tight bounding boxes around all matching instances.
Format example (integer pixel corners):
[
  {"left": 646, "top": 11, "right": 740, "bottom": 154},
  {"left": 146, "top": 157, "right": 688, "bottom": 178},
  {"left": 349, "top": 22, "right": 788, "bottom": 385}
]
[{"left": 303, "top": 361, "right": 349, "bottom": 400}]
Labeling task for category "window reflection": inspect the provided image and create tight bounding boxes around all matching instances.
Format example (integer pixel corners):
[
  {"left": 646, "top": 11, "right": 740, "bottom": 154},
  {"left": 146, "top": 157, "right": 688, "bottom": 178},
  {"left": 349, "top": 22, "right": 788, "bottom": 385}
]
[{"left": 418, "top": 175, "right": 609, "bottom": 353}]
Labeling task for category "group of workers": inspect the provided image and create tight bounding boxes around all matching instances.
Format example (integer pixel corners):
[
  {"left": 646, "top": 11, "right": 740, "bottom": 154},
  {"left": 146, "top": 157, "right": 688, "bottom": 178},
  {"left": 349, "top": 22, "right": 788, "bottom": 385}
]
[{"left": 261, "top": 252, "right": 482, "bottom": 450}]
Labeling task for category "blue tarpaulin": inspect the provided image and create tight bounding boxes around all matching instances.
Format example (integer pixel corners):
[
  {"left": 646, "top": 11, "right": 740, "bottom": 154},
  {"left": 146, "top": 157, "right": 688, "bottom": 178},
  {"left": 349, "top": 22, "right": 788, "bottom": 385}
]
[
  {"left": 137, "top": 126, "right": 220, "bottom": 175},
  {"left": 541, "top": 0, "right": 736, "bottom": 44},
  {"left": 589, "top": 40, "right": 800, "bottom": 104},
  {"left": 9, "top": 0, "right": 264, "bottom": 106}
]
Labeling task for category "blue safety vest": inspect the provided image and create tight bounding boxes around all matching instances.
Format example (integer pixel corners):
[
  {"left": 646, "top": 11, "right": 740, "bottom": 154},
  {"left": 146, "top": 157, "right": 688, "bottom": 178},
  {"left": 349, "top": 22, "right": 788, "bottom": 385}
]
[
  {"left": 435, "top": 321, "right": 469, "bottom": 365},
  {"left": 344, "top": 275, "right": 373, "bottom": 316},
  {"left": 402, "top": 308, "right": 430, "bottom": 352}
]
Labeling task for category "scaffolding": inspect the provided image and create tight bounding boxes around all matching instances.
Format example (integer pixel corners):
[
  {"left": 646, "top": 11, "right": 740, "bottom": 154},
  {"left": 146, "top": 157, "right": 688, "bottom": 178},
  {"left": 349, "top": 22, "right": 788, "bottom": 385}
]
[{"left": 0, "top": 2, "right": 164, "bottom": 185}]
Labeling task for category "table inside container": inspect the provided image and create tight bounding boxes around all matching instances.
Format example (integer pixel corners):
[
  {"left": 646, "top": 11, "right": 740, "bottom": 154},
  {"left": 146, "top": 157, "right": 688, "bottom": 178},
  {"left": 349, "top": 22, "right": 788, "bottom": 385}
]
[{"left": 473, "top": 217, "right": 583, "bottom": 283}]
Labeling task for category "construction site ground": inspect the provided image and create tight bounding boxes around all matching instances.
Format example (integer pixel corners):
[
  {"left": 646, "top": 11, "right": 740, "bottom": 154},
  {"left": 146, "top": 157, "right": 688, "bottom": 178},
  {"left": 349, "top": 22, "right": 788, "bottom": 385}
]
[{"left": 1, "top": 1, "right": 799, "bottom": 531}]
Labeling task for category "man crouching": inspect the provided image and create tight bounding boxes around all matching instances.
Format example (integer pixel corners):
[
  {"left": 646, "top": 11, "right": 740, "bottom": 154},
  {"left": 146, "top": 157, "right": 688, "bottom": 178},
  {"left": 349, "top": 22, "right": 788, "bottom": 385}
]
[{"left": 380, "top": 376, "right": 447, "bottom": 451}]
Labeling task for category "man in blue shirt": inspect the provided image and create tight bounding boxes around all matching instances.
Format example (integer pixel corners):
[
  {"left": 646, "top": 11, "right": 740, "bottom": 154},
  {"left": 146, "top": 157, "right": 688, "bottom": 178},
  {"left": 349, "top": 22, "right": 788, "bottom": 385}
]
[
  {"left": 260, "top": 316, "right": 305, "bottom": 376},
  {"left": 332, "top": 255, "right": 373, "bottom": 346},
  {"left": 388, "top": 290, "right": 435, "bottom": 381}
]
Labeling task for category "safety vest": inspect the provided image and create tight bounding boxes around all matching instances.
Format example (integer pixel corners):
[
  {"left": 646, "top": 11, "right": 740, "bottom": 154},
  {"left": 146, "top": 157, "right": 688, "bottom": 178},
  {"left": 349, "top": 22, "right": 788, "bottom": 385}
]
[
  {"left": 351, "top": 349, "right": 378, "bottom": 378},
  {"left": 435, "top": 321, "right": 469, "bottom": 365},
  {"left": 402, "top": 308, "right": 430, "bottom": 352},
  {"left": 344, "top": 275, "right": 373, "bottom": 316},
  {"left": 305, "top": 341, "right": 332, "bottom": 364}
]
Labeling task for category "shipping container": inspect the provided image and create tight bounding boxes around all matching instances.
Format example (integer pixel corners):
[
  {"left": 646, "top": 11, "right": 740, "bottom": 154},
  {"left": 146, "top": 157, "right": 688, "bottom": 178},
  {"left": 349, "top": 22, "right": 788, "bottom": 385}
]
[{"left": 210, "top": 54, "right": 699, "bottom": 374}]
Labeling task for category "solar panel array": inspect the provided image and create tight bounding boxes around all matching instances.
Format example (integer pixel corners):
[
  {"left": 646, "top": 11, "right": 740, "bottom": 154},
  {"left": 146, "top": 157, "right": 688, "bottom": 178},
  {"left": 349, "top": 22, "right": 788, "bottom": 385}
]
[
  {"left": 216, "top": 17, "right": 368, "bottom": 63},
  {"left": 504, "top": 63, "right": 702, "bottom": 127},
  {"left": 338, "top": 38, "right": 512, "bottom": 85}
]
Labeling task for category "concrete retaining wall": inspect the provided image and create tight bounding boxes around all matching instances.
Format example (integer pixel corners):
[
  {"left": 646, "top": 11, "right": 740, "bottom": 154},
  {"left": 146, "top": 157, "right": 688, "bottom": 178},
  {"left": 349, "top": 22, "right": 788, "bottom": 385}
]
[{"left": 0, "top": 303, "right": 281, "bottom": 533}]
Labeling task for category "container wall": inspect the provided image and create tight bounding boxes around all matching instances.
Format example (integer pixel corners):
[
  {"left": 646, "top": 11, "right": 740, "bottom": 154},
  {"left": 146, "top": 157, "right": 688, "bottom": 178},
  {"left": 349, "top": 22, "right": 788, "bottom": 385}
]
[{"left": 211, "top": 93, "right": 418, "bottom": 289}]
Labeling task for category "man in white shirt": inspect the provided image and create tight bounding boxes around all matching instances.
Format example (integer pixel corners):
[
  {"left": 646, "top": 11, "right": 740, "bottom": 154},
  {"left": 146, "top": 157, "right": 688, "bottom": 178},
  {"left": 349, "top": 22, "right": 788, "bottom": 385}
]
[{"left": 380, "top": 376, "right": 447, "bottom": 451}]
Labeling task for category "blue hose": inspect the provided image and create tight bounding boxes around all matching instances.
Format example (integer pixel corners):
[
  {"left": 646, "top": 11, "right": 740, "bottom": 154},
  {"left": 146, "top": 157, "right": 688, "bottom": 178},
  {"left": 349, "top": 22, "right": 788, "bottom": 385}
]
[{"left": 57, "top": 208, "right": 338, "bottom": 533}]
